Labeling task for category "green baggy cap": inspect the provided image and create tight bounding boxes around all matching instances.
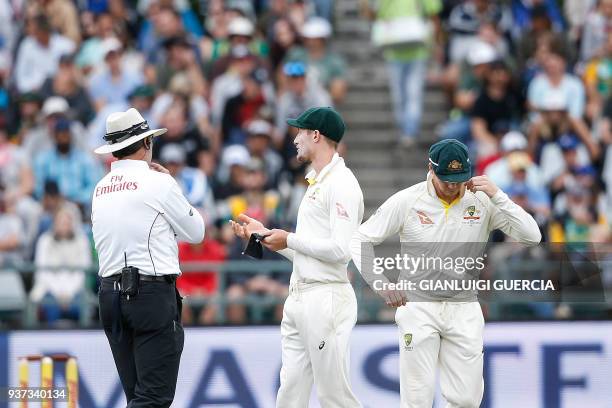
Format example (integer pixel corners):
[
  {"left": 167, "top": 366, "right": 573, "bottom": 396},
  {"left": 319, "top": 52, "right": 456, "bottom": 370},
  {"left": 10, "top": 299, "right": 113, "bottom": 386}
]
[
  {"left": 428, "top": 139, "right": 471, "bottom": 183},
  {"left": 286, "top": 107, "right": 346, "bottom": 142}
]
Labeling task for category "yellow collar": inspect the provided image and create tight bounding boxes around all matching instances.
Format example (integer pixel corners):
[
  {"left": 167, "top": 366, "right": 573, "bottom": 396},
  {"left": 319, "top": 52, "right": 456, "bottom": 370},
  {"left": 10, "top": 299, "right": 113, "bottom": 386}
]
[{"left": 305, "top": 153, "right": 342, "bottom": 185}]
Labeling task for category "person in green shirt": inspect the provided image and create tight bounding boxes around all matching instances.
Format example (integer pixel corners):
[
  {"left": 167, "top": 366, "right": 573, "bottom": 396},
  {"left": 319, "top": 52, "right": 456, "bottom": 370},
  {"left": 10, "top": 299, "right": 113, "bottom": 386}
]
[{"left": 367, "top": 0, "right": 442, "bottom": 147}]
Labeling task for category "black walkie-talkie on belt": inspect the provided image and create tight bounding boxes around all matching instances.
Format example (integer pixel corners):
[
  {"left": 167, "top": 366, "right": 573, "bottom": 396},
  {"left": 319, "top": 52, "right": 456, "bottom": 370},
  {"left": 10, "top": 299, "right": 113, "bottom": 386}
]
[{"left": 121, "top": 252, "right": 140, "bottom": 299}]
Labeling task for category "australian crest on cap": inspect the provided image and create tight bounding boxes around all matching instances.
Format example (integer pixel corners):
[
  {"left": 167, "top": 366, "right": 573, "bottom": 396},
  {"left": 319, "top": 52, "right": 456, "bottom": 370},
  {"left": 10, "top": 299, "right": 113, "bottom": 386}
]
[{"left": 448, "top": 160, "right": 463, "bottom": 171}]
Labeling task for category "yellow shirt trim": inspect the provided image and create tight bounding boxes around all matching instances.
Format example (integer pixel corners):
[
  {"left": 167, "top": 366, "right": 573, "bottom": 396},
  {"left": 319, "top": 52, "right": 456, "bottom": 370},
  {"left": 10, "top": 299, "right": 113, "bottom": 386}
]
[{"left": 438, "top": 196, "right": 461, "bottom": 220}]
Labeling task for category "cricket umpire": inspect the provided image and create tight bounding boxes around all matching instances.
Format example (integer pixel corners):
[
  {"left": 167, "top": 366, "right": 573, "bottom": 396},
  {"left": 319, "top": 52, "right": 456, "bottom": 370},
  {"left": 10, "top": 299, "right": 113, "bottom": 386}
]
[
  {"left": 350, "top": 139, "right": 541, "bottom": 407},
  {"left": 230, "top": 107, "right": 364, "bottom": 407},
  {"left": 92, "top": 108, "right": 205, "bottom": 407}
]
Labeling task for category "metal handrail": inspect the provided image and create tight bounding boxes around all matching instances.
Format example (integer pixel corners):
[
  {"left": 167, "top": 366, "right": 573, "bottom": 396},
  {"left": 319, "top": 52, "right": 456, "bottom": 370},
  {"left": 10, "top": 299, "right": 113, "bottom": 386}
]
[{"left": 1, "top": 259, "right": 610, "bottom": 328}]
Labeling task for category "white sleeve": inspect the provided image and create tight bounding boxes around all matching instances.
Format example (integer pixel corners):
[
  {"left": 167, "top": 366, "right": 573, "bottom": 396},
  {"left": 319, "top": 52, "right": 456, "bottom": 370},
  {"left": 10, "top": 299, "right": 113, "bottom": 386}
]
[
  {"left": 350, "top": 190, "right": 407, "bottom": 274},
  {"left": 286, "top": 179, "right": 363, "bottom": 264},
  {"left": 161, "top": 177, "right": 205, "bottom": 243},
  {"left": 488, "top": 190, "right": 541, "bottom": 245},
  {"left": 276, "top": 248, "right": 295, "bottom": 261}
]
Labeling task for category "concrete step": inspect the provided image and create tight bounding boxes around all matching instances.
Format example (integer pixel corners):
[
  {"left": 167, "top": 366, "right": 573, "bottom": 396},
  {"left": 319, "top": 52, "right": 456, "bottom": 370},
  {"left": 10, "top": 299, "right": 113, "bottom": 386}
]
[
  {"left": 348, "top": 150, "right": 397, "bottom": 169},
  {"left": 346, "top": 129, "right": 396, "bottom": 143},
  {"left": 335, "top": 19, "right": 371, "bottom": 36},
  {"left": 344, "top": 110, "right": 447, "bottom": 129},
  {"left": 350, "top": 168, "right": 397, "bottom": 187}
]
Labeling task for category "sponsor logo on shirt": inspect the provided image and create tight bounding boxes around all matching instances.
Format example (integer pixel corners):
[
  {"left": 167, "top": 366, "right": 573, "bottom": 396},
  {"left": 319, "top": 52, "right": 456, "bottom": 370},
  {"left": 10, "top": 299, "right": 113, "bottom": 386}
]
[
  {"left": 463, "top": 205, "right": 481, "bottom": 220},
  {"left": 95, "top": 175, "right": 138, "bottom": 197},
  {"left": 307, "top": 187, "right": 320, "bottom": 201},
  {"left": 336, "top": 202, "right": 349, "bottom": 220},
  {"left": 416, "top": 210, "right": 434, "bottom": 225},
  {"left": 403, "top": 333, "right": 413, "bottom": 351}
]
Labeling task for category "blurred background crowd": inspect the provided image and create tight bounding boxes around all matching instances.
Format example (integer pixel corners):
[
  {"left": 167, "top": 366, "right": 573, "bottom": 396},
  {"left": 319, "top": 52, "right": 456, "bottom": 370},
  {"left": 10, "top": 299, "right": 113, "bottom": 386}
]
[{"left": 0, "top": 0, "right": 611, "bottom": 328}]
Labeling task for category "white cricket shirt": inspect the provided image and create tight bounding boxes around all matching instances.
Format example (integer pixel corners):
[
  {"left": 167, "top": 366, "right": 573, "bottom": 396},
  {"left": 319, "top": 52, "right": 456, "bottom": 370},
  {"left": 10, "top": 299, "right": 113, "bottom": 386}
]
[
  {"left": 350, "top": 171, "right": 541, "bottom": 300},
  {"left": 279, "top": 153, "right": 364, "bottom": 284},
  {"left": 92, "top": 160, "right": 205, "bottom": 277}
]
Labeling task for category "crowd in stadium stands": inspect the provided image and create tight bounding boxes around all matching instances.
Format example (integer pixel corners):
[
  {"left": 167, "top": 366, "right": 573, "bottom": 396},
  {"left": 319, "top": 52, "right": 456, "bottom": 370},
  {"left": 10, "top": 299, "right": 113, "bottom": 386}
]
[{"left": 0, "top": 0, "right": 611, "bottom": 327}]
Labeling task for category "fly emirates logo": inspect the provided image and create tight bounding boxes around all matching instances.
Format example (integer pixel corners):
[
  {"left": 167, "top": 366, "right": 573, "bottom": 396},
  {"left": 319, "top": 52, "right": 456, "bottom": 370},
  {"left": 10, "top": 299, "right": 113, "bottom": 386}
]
[{"left": 95, "top": 175, "right": 139, "bottom": 197}]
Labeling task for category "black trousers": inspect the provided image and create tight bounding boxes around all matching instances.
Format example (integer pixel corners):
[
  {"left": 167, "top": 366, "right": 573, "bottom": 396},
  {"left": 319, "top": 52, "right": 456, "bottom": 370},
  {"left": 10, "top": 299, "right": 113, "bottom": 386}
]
[{"left": 99, "top": 278, "right": 184, "bottom": 408}]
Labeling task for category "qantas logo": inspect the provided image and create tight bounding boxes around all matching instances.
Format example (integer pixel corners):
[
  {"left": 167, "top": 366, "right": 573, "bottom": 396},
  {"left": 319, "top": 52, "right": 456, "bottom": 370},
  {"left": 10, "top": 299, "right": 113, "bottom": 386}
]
[
  {"left": 336, "top": 202, "right": 349, "bottom": 220},
  {"left": 416, "top": 210, "right": 434, "bottom": 225}
]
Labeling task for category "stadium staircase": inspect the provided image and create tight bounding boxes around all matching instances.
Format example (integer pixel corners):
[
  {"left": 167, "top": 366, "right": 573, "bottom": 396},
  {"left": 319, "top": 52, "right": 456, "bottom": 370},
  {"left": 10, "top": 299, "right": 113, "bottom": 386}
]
[
  {"left": 332, "top": 1, "right": 449, "bottom": 319},
  {"left": 334, "top": 0, "right": 448, "bottom": 218}
]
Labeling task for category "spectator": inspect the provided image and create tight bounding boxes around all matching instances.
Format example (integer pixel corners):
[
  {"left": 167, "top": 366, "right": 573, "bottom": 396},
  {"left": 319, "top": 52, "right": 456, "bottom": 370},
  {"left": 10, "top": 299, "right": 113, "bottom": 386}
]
[
  {"left": 369, "top": 0, "right": 441, "bottom": 147},
  {"left": 505, "top": 180, "right": 551, "bottom": 229},
  {"left": 13, "top": 92, "right": 44, "bottom": 146},
  {"left": 0, "top": 126, "right": 41, "bottom": 258},
  {"left": 37, "top": 180, "right": 81, "bottom": 237},
  {"left": 584, "top": 33, "right": 612, "bottom": 120},
  {"left": 75, "top": 12, "right": 122, "bottom": 74},
  {"left": 28, "top": 0, "right": 81, "bottom": 44},
  {"left": 154, "top": 35, "right": 206, "bottom": 93},
  {"left": 222, "top": 158, "right": 285, "bottom": 324},
  {"left": 88, "top": 37, "right": 144, "bottom": 111},
  {"left": 276, "top": 61, "right": 331, "bottom": 137},
  {"left": 209, "top": 16, "right": 269, "bottom": 79},
  {"left": 258, "top": 0, "right": 290, "bottom": 42},
  {"left": 541, "top": 133, "right": 593, "bottom": 191},
  {"left": 516, "top": 4, "right": 574, "bottom": 73},
  {"left": 210, "top": 44, "right": 257, "bottom": 126},
  {"left": 40, "top": 54, "right": 95, "bottom": 126},
  {"left": 552, "top": 165, "right": 602, "bottom": 217},
  {"left": 512, "top": 0, "right": 564, "bottom": 34},
  {"left": 438, "top": 40, "right": 497, "bottom": 142},
  {"left": 214, "top": 144, "right": 250, "bottom": 199},
  {"left": 140, "top": 4, "right": 201, "bottom": 66},
  {"left": 245, "top": 119, "right": 284, "bottom": 188},
  {"left": 160, "top": 143, "right": 215, "bottom": 214},
  {"left": 528, "top": 90, "right": 599, "bottom": 164},
  {"left": 0, "top": 188, "right": 24, "bottom": 267},
  {"left": 470, "top": 61, "right": 522, "bottom": 159},
  {"left": 13, "top": 14, "right": 76, "bottom": 93},
  {"left": 127, "top": 84, "right": 157, "bottom": 127},
  {"left": 29, "top": 208, "right": 91, "bottom": 325},
  {"left": 446, "top": 0, "right": 513, "bottom": 69},
  {"left": 285, "top": 17, "right": 348, "bottom": 103},
  {"left": 151, "top": 72, "right": 214, "bottom": 144},
  {"left": 528, "top": 48, "right": 585, "bottom": 120},
  {"left": 564, "top": 0, "right": 597, "bottom": 44},
  {"left": 33, "top": 118, "right": 102, "bottom": 210},
  {"left": 268, "top": 18, "right": 300, "bottom": 72},
  {"left": 177, "top": 238, "right": 225, "bottom": 325},
  {"left": 485, "top": 131, "right": 546, "bottom": 191},
  {"left": 580, "top": 0, "right": 612, "bottom": 63},
  {"left": 21, "top": 96, "right": 89, "bottom": 161},
  {"left": 152, "top": 101, "right": 211, "bottom": 170},
  {"left": 221, "top": 67, "right": 271, "bottom": 145}
]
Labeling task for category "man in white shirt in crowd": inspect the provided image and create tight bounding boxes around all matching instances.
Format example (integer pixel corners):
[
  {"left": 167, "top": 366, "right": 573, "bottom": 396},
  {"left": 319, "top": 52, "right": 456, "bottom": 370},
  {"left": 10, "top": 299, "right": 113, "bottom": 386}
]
[
  {"left": 350, "top": 139, "right": 541, "bottom": 408},
  {"left": 230, "top": 107, "right": 363, "bottom": 407},
  {"left": 92, "top": 108, "right": 204, "bottom": 407}
]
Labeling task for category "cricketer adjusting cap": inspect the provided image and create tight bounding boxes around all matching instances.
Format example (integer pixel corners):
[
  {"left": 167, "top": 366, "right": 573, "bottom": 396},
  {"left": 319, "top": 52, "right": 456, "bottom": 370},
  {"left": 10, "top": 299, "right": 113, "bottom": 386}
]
[
  {"left": 428, "top": 139, "right": 471, "bottom": 183},
  {"left": 286, "top": 107, "right": 346, "bottom": 142}
]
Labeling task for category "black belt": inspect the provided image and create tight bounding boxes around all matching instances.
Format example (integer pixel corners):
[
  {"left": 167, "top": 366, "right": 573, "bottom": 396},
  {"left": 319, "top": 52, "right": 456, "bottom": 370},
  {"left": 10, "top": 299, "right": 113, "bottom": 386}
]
[{"left": 103, "top": 274, "right": 178, "bottom": 283}]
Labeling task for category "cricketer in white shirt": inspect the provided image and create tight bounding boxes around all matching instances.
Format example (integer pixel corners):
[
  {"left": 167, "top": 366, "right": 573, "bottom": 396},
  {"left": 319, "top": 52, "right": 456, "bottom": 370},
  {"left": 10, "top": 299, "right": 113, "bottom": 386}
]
[
  {"left": 231, "top": 107, "right": 363, "bottom": 408},
  {"left": 350, "top": 141, "right": 541, "bottom": 408}
]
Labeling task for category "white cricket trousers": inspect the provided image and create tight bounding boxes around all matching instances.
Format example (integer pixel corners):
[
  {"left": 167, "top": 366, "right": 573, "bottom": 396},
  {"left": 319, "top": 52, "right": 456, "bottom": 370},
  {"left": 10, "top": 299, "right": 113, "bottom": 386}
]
[
  {"left": 276, "top": 282, "right": 361, "bottom": 408},
  {"left": 395, "top": 301, "right": 484, "bottom": 408}
]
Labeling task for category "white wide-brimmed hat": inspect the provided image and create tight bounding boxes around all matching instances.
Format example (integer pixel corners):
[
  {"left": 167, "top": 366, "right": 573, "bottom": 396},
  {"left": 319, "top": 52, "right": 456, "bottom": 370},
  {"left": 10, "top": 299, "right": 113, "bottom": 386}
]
[{"left": 94, "top": 108, "right": 166, "bottom": 155}]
